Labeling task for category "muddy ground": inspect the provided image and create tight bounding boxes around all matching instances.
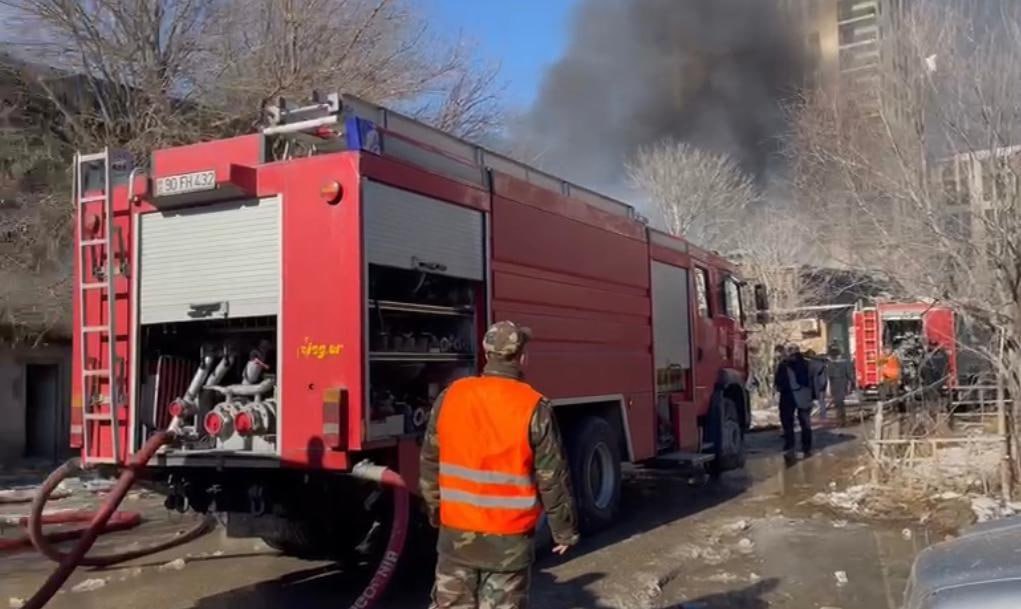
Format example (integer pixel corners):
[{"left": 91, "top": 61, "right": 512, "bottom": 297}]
[{"left": 2, "top": 428, "right": 942, "bottom": 609}]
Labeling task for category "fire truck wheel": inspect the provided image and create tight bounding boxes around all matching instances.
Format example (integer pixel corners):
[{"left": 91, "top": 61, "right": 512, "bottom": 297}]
[
  {"left": 567, "top": 416, "right": 622, "bottom": 532},
  {"left": 710, "top": 397, "right": 746, "bottom": 476},
  {"left": 261, "top": 521, "right": 325, "bottom": 558}
]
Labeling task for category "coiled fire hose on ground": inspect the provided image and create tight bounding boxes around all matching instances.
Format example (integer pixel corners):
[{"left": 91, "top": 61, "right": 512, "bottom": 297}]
[{"left": 21, "top": 430, "right": 409, "bottom": 609}]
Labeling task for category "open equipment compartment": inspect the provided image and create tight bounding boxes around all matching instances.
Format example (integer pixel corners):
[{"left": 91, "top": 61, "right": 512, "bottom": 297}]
[
  {"left": 134, "top": 195, "right": 282, "bottom": 455},
  {"left": 362, "top": 180, "right": 485, "bottom": 441}
]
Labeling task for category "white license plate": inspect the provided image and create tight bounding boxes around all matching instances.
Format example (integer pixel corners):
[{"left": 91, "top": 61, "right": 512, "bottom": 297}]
[{"left": 154, "top": 170, "right": 217, "bottom": 197}]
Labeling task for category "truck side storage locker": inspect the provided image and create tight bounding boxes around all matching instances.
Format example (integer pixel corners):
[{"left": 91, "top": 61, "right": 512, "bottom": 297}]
[
  {"left": 362, "top": 180, "right": 485, "bottom": 440},
  {"left": 362, "top": 181, "right": 484, "bottom": 281}
]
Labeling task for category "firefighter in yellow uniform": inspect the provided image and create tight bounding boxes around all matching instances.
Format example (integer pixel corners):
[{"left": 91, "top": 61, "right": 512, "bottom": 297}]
[{"left": 420, "top": 321, "right": 579, "bottom": 609}]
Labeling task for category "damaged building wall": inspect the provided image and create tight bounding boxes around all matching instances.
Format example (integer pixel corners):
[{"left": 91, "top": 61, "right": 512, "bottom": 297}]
[{"left": 0, "top": 342, "right": 71, "bottom": 464}]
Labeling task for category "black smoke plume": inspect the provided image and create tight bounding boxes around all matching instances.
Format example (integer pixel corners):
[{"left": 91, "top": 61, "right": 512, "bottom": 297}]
[{"left": 526, "top": 0, "right": 807, "bottom": 190}]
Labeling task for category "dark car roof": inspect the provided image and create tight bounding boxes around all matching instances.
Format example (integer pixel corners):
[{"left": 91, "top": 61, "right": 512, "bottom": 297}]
[{"left": 908, "top": 515, "right": 1021, "bottom": 604}]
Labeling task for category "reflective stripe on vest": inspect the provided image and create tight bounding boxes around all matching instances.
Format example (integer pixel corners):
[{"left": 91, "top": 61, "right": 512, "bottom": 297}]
[
  {"left": 437, "top": 375, "right": 543, "bottom": 535},
  {"left": 440, "top": 489, "right": 538, "bottom": 510},
  {"left": 439, "top": 463, "right": 534, "bottom": 487}
]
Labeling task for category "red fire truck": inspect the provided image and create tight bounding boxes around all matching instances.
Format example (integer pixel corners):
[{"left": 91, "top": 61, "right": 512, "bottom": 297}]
[
  {"left": 70, "top": 93, "right": 759, "bottom": 554},
  {"left": 852, "top": 300, "right": 957, "bottom": 395}
]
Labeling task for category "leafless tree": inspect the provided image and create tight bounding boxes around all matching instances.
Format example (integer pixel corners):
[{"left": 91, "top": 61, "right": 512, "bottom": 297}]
[
  {"left": 415, "top": 58, "right": 504, "bottom": 140},
  {"left": 4, "top": 0, "right": 504, "bottom": 146},
  {"left": 627, "top": 140, "right": 759, "bottom": 251},
  {"left": 788, "top": 1, "right": 1021, "bottom": 464},
  {"left": 0, "top": 0, "right": 504, "bottom": 340},
  {"left": 206, "top": 0, "right": 503, "bottom": 136}
]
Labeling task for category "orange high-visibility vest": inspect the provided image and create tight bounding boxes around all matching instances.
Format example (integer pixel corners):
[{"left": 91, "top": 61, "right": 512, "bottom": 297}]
[
  {"left": 437, "top": 376, "right": 543, "bottom": 535},
  {"left": 881, "top": 354, "right": 902, "bottom": 382}
]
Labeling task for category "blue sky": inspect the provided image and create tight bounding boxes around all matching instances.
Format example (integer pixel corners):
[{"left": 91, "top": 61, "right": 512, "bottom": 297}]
[{"left": 424, "top": 0, "right": 579, "bottom": 109}]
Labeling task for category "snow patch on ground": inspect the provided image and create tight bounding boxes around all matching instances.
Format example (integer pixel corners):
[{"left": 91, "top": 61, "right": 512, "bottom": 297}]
[{"left": 71, "top": 578, "right": 107, "bottom": 593}]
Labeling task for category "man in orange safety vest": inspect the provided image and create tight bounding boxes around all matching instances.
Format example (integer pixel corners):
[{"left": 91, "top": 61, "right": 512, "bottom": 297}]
[
  {"left": 420, "top": 321, "right": 578, "bottom": 609},
  {"left": 879, "top": 349, "right": 902, "bottom": 402}
]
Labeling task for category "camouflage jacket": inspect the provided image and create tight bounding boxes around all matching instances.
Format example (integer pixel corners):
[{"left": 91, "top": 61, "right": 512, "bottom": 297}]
[{"left": 419, "top": 360, "right": 579, "bottom": 571}]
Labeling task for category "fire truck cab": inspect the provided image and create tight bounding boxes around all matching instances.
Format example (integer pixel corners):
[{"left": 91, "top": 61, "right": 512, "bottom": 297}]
[{"left": 71, "top": 93, "right": 758, "bottom": 553}]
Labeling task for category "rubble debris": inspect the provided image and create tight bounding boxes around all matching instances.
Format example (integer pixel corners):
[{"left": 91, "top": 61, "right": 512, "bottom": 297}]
[
  {"left": 0, "top": 488, "right": 70, "bottom": 505},
  {"left": 668, "top": 543, "right": 705, "bottom": 561},
  {"left": 736, "top": 538, "right": 755, "bottom": 554},
  {"left": 666, "top": 542, "right": 731, "bottom": 565},
  {"left": 56, "top": 477, "right": 116, "bottom": 495},
  {"left": 832, "top": 519, "right": 848, "bottom": 528},
  {"left": 750, "top": 409, "right": 780, "bottom": 430},
  {"left": 700, "top": 546, "right": 732, "bottom": 565},
  {"left": 71, "top": 578, "right": 107, "bottom": 593},
  {"left": 927, "top": 498, "right": 976, "bottom": 534},
  {"left": 706, "top": 572, "right": 742, "bottom": 583},
  {"left": 157, "top": 558, "right": 187, "bottom": 572},
  {"left": 834, "top": 571, "right": 849, "bottom": 587},
  {"left": 971, "top": 496, "right": 1015, "bottom": 523},
  {"left": 8, "top": 598, "right": 25, "bottom": 609},
  {"left": 636, "top": 572, "right": 663, "bottom": 598},
  {"left": 810, "top": 485, "right": 872, "bottom": 514},
  {"left": 902, "top": 528, "right": 913, "bottom": 540},
  {"left": 719, "top": 519, "right": 751, "bottom": 536}
]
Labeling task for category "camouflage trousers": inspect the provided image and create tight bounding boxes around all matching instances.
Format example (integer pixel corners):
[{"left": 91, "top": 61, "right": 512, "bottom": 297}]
[{"left": 429, "top": 556, "right": 532, "bottom": 609}]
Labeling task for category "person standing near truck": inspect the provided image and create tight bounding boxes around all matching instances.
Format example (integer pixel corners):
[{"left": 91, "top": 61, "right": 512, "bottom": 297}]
[
  {"left": 420, "top": 321, "right": 579, "bottom": 609},
  {"left": 879, "top": 348, "right": 902, "bottom": 403},
  {"left": 825, "top": 344, "right": 854, "bottom": 426},
  {"left": 775, "top": 345, "right": 815, "bottom": 457}
]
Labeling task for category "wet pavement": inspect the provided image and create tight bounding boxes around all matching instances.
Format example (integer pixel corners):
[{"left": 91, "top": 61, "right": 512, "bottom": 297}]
[{"left": 2, "top": 427, "right": 935, "bottom": 609}]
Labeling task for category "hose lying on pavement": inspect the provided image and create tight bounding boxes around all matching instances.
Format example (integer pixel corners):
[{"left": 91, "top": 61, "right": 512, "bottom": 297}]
[
  {"left": 21, "top": 430, "right": 409, "bottom": 609},
  {"left": 22, "top": 431, "right": 214, "bottom": 609}
]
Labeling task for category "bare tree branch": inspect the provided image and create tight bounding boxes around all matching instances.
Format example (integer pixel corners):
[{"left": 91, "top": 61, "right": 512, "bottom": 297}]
[{"left": 627, "top": 141, "right": 758, "bottom": 250}]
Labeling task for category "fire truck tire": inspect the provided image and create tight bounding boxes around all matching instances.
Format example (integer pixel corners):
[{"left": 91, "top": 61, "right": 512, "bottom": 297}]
[
  {"left": 710, "top": 397, "right": 746, "bottom": 476},
  {"left": 567, "top": 416, "right": 622, "bottom": 532},
  {"left": 260, "top": 522, "right": 325, "bottom": 558}
]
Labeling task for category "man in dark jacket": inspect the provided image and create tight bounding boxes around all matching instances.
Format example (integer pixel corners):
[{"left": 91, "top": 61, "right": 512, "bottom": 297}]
[
  {"left": 804, "top": 349, "right": 828, "bottom": 418},
  {"left": 920, "top": 339, "right": 950, "bottom": 404},
  {"left": 775, "top": 345, "right": 815, "bottom": 456},
  {"left": 825, "top": 344, "right": 855, "bottom": 426}
]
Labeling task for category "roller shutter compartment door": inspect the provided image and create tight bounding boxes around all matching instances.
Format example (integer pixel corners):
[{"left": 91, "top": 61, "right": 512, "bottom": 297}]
[
  {"left": 363, "top": 180, "right": 484, "bottom": 281},
  {"left": 139, "top": 197, "right": 281, "bottom": 324}
]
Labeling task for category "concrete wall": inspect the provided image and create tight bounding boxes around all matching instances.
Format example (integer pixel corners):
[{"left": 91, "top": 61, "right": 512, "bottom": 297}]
[{"left": 0, "top": 342, "right": 71, "bottom": 465}]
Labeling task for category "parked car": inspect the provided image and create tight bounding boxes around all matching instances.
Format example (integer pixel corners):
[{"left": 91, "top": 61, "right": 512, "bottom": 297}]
[{"left": 903, "top": 515, "right": 1021, "bottom": 608}]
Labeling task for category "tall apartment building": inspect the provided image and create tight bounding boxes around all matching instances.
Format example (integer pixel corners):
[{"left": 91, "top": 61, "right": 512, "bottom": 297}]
[
  {"left": 783, "top": 0, "right": 912, "bottom": 115},
  {"left": 936, "top": 146, "right": 1021, "bottom": 243}
]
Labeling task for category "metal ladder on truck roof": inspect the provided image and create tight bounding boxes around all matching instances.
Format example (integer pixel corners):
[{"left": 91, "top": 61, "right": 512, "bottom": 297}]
[{"left": 75, "top": 148, "right": 122, "bottom": 464}]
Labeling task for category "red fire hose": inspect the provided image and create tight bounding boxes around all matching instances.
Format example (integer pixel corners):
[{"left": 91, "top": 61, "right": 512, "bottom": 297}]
[
  {"left": 348, "top": 462, "right": 410, "bottom": 609},
  {"left": 21, "top": 431, "right": 409, "bottom": 609}
]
